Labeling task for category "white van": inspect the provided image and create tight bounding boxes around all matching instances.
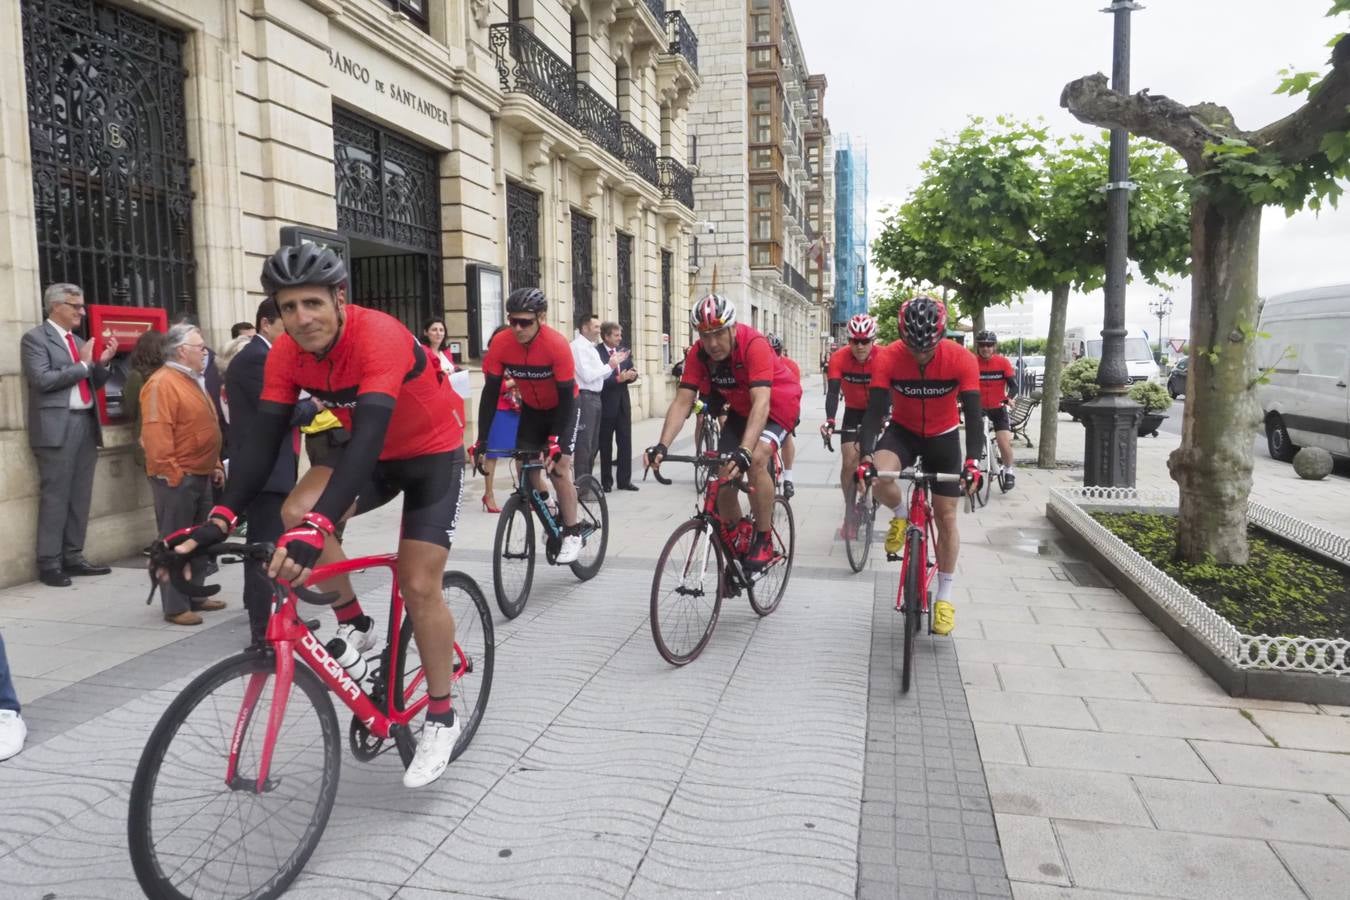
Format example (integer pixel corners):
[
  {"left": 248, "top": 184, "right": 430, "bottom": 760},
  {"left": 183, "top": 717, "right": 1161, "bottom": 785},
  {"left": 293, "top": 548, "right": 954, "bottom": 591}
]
[
  {"left": 1064, "top": 323, "right": 1159, "bottom": 384},
  {"left": 1255, "top": 285, "right": 1350, "bottom": 461}
]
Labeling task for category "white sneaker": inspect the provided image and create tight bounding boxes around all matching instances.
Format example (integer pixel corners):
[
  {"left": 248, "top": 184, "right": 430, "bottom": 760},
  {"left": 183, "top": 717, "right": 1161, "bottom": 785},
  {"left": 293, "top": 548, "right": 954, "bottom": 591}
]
[
  {"left": 0, "top": 710, "right": 27, "bottom": 762},
  {"left": 335, "top": 618, "right": 377, "bottom": 653},
  {"left": 403, "top": 717, "right": 460, "bottom": 788},
  {"left": 556, "top": 533, "right": 582, "bottom": 564}
]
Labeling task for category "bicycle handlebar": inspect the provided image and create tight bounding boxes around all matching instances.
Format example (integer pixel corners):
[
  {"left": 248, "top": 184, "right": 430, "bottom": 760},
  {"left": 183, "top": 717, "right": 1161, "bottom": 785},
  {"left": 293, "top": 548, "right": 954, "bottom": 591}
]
[
  {"left": 147, "top": 540, "right": 341, "bottom": 606},
  {"left": 865, "top": 469, "right": 978, "bottom": 514},
  {"left": 643, "top": 453, "right": 751, "bottom": 492}
]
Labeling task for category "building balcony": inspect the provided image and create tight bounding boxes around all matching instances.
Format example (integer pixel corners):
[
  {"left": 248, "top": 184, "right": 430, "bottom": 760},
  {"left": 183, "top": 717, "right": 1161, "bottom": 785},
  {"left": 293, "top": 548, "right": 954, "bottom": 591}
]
[
  {"left": 657, "top": 156, "right": 694, "bottom": 209},
  {"left": 665, "top": 10, "right": 698, "bottom": 73},
  {"left": 783, "top": 261, "right": 812, "bottom": 302},
  {"left": 490, "top": 22, "right": 577, "bottom": 125},
  {"left": 617, "top": 0, "right": 669, "bottom": 53},
  {"left": 575, "top": 81, "right": 623, "bottom": 158},
  {"left": 621, "top": 123, "right": 661, "bottom": 189}
]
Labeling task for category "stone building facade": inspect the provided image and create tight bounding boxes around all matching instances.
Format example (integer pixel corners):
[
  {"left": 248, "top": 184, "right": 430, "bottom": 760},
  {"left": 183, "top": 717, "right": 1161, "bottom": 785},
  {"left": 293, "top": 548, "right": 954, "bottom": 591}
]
[
  {"left": 0, "top": 0, "right": 700, "bottom": 585},
  {"left": 682, "top": 0, "right": 831, "bottom": 366}
]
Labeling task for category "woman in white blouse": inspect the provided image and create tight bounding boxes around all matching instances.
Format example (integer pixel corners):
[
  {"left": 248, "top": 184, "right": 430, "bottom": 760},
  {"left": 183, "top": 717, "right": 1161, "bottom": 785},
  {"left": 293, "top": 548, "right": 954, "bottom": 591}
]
[{"left": 422, "top": 318, "right": 455, "bottom": 377}]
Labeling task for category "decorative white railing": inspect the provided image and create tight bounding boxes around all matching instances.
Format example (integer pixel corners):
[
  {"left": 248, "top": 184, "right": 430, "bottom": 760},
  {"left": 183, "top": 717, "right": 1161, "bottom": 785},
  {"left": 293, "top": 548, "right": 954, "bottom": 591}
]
[{"left": 1050, "top": 486, "right": 1350, "bottom": 677}]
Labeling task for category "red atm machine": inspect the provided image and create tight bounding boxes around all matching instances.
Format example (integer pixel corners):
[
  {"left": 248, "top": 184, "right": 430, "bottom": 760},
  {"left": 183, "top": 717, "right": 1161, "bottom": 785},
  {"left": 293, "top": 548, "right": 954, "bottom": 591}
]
[{"left": 87, "top": 305, "right": 169, "bottom": 426}]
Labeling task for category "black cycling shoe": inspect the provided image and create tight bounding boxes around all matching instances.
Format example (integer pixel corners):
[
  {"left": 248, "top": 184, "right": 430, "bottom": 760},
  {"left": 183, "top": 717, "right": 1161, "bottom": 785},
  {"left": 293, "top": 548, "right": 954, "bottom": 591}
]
[
  {"left": 781, "top": 480, "right": 795, "bottom": 500},
  {"left": 1002, "top": 471, "right": 1016, "bottom": 492}
]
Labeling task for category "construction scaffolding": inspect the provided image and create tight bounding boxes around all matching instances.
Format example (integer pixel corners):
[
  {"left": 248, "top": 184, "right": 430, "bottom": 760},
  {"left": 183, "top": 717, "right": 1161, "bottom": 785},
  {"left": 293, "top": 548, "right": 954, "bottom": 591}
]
[{"left": 833, "top": 134, "right": 868, "bottom": 327}]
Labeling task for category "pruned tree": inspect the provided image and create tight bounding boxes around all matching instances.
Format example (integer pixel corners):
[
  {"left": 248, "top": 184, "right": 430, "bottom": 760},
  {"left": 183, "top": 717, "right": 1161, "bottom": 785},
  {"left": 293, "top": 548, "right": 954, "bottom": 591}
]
[
  {"left": 870, "top": 281, "right": 960, "bottom": 344},
  {"left": 1035, "top": 137, "right": 1190, "bottom": 467},
  {"left": 1061, "top": 2, "right": 1350, "bottom": 564}
]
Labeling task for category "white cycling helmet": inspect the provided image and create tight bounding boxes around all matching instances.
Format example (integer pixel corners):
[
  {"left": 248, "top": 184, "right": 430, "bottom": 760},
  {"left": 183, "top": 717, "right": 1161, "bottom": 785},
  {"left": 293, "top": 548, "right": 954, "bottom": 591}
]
[{"left": 847, "top": 314, "right": 877, "bottom": 341}]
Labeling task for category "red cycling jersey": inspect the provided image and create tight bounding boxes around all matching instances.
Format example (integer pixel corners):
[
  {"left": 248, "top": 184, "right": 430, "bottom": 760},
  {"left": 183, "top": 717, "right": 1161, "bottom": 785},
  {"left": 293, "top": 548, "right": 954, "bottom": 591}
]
[
  {"left": 482, "top": 323, "right": 576, "bottom": 411},
  {"left": 870, "top": 338, "right": 980, "bottom": 437},
  {"left": 261, "top": 304, "right": 463, "bottom": 459},
  {"left": 680, "top": 324, "right": 802, "bottom": 430},
  {"left": 977, "top": 352, "right": 1016, "bottom": 409},
  {"left": 828, "top": 344, "right": 879, "bottom": 410},
  {"left": 781, "top": 357, "right": 801, "bottom": 382}
]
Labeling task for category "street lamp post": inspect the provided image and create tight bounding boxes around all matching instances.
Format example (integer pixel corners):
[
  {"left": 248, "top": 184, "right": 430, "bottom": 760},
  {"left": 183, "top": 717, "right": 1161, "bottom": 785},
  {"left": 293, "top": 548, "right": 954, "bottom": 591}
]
[
  {"left": 1081, "top": 0, "right": 1145, "bottom": 488},
  {"left": 1149, "top": 294, "right": 1172, "bottom": 364}
]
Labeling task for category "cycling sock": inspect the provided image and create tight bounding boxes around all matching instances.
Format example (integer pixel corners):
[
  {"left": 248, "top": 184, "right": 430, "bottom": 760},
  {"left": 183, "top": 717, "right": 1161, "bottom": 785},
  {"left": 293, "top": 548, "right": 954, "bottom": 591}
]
[
  {"left": 936, "top": 572, "right": 956, "bottom": 603},
  {"left": 335, "top": 600, "right": 367, "bottom": 625},
  {"left": 782, "top": 468, "right": 794, "bottom": 481},
  {"left": 427, "top": 693, "right": 454, "bottom": 725},
  {"left": 891, "top": 504, "right": 906, "bottom": 519},
  {"left": 1006, "top": 463, "right": 1016, "bottom": 472}
]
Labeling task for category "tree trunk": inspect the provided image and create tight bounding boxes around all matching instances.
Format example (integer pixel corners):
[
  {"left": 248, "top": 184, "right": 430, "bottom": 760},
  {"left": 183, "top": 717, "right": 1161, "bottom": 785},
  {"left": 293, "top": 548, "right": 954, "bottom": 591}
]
[
  {"left": 1167, "top": 198, "right": 1264, "bottom": 564},
  {"left": 1037, "top": 282, "right": 1071, "bottom": 467},
  {"left": 973, "top": 307, "right": 986, "bottom": 336}
]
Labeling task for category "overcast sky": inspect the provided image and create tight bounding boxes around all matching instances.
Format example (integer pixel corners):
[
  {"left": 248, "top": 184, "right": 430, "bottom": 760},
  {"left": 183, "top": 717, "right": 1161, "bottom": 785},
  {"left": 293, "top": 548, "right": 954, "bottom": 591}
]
[{"left": 792, "top": 0, "right": 1350, "bottom": 343}]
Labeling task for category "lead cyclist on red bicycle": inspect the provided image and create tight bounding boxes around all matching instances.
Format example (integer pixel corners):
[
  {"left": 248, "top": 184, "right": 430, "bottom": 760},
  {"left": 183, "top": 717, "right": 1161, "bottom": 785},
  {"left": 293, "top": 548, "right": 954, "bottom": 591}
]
[
  {"left": 858, "top": 295, "right": 983, "bottom": 636},
  {"left": 166, "top": 243, "right": 466, "bottom": 789}
]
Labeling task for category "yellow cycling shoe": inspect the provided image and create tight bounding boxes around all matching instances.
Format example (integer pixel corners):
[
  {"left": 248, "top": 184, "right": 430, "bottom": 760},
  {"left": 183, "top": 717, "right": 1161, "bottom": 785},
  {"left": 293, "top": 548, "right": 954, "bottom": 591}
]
[
  {"left": 932, "top": 600, "right": 955, "bottom": 636},
  {"left": 884, "top": 517, "right": 906, "bottom": 555}
]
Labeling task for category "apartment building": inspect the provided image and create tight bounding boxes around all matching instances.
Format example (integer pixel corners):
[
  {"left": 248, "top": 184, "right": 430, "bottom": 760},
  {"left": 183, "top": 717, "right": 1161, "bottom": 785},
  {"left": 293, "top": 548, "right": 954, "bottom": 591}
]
[{"left": 833, "top": 134, "right": 869, "bottom": 336}]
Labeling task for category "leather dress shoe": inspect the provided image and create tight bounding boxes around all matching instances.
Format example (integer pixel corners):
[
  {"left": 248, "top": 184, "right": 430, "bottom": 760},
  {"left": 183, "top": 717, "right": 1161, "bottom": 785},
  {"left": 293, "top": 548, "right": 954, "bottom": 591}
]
[
  {"left": 165, "top": 610, "right": 203, "bottom": 626},
  {"left": 618, "top": 484, "right": 640, "bottom": 492},
  {"left": 192, "top": 599, "right": 227, "bottom": 612},
  {"left": 64, "top": 560, "right": 111, "bottom": 577},
  {"left": 602, "top": 484, "right": 613, "bottom": 493},
  {"left": 39, "top": 569, "right": 72, "bottom": 588}
]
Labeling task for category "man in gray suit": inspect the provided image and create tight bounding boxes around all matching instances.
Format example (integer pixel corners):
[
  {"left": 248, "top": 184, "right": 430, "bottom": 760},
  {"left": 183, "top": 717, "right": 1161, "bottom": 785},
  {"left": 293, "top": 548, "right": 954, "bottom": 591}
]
[{"left": 21, "top": 283, "right": 118, "bottom": 587}]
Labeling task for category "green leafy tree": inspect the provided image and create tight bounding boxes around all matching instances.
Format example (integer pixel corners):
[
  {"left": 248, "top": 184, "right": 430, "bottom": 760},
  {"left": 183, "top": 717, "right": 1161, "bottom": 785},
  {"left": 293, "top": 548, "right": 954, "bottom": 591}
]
[
  {"left": 869, "top": 282, "right": 960, "bottom": 344},
  {"left": 1061, "top": 2, "right": 1350, "bottom": 564}
]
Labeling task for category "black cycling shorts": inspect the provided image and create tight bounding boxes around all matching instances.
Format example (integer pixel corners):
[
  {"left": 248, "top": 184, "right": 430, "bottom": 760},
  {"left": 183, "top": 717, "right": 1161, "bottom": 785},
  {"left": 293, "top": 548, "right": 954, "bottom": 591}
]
[
  {"left": 517, "top": 404, "right": 579, "bottom": 456},
  {"left": 317, "top": 448, "right": 466, "bottom": 548},
  {"left": 719, "top": 411, "right": 790, "bottom": 452},
  {"left": 875, "top": 424, "right": 964, "bottom": 498},
  {"left": 701, "top": 393, "right": 726, "bottom": 418},
  {"left": 839, "top": 407, "right": 866, "bottom": 444},
  {"left": 984, "top": 406, "right": 1011, "bottom": 433}
]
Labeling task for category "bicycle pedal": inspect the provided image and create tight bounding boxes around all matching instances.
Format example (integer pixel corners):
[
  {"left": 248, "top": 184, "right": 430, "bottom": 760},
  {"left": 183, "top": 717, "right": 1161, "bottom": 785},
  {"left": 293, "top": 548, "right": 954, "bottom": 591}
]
[
  {"left": 303, "top": 618, "right": 321, "bottom": 631},
  {"left": 885, "top": 552, "right": 901, "bottom": 562}
]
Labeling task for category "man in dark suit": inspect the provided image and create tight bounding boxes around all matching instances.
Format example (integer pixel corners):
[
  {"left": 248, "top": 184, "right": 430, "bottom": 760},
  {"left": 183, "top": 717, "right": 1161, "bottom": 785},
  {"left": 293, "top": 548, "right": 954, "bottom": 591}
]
[
  {"left": 597, "top": 321, "right": 639, "bottom": 492},
  {"left": 225, "top": 298, "right": 315, "bottom": 647},
  {"left": 20, "top": 283, "right": 118, "bottom": 587}
]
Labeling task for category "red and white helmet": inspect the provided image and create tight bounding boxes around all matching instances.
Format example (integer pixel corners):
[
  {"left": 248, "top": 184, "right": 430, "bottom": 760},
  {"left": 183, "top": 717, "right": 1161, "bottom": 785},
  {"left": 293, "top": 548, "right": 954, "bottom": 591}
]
[
  {"left": 847, "top": 314, "right": 877, "bottom": 341},
  {"left": 690, "top": 293, "right": 736, "bottom": 333}
]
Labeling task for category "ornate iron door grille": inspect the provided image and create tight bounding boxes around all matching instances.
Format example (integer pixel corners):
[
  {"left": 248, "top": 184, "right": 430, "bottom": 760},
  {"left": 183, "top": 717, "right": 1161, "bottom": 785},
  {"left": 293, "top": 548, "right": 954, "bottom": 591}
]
[
  {"left": 506, "top": 181, "right": 541, "bottom": 292},
  {"left": 333, "top": 108, "right": 441, "bottom": 326},
  {"left": 617, "top": 232, "right": 634, "bottom": 345},
  {"left": 661, "top": 249, "right": 672, "bottom": 339},
  {"left": 22, "top": 0, "right": 196, "bottom": 315},
  {"left": 571, "top": 211, "right": 595, "bottom": 320}
]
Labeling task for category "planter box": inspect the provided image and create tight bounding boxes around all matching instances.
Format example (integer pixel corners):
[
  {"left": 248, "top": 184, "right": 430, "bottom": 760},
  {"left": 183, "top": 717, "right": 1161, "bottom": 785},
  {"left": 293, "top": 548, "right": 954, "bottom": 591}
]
[
  {"left": 1059, "top": 398, "right": 1087, "bottom": 420},
  {"left": 1137, "top": 412, "right": 1167, "bottom": 437},
  {"left": 1047, "top": 487, "right": 1350, "bottom": 705}
]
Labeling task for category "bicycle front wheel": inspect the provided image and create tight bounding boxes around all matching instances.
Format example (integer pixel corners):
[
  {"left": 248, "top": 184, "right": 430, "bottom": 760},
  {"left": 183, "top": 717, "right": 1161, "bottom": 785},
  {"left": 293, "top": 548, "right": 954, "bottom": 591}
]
[
  {"left": 693, "top": 424, "right": 716, "bottom": 494},
  {"left": 394, "top": 571, "right": 495, "bottom": 762},
  {"left": 900, "top": 530, "right": 924, "bottom": 694},
  {"left": 843, "top": 484, "right": 872, "bottom": 573},
  {"left": 492, "top": 494, "right": 535, "bottom": 619},
  {"left": 748, "top": 495, "right": 794, "bottom": 616},
  {"left": 651, "top": 518, "right": 725, "bottom": 665},
  {"left": 570, "top": 474, "right": 609, "bottom": 581},
  {"left": 128, "top": 653, "right": 340, "bottom": 900},
  {"left": 978, "top": 451, "right": 993, "bottom": 507}
]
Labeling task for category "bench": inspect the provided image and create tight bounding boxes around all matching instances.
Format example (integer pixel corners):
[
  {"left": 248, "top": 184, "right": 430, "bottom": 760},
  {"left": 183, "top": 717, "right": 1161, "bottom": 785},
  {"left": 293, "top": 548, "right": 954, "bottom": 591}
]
[{"left": 1009, "top": 395, "right": 1039, "bottom": 448}]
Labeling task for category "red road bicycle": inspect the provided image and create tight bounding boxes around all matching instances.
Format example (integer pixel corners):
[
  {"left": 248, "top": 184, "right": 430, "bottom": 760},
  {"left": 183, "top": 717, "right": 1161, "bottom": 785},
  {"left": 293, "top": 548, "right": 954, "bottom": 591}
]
[
  {"left": 127, "top": 541, "right": 494, "bottom": 900},
  {"left": 858, "top": 457, "right": 971, "bottom": 693},
  {"left": 646, "top": 451, "right": 794, "bottom": 665}
]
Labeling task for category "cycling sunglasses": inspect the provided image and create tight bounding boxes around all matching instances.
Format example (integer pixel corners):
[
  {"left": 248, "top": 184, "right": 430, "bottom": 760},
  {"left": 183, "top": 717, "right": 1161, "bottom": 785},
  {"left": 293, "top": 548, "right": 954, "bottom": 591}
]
[
  {"left": 508, "top": 316, "right": 538, "bottom": 329},
  {"left": 849, "top": 338, "right": 872, "bottom": 346}
]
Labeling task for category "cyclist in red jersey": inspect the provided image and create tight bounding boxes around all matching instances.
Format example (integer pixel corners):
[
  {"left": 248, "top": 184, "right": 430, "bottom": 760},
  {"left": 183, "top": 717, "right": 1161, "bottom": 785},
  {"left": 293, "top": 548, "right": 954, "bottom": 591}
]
[
  {"left": 646, "top": 294, "right": 802, "bottom": 570},
  {"left": 823, "top": 314, "right": 881, "bottom": 530},
  {"left": 766, "top": 333, "right": 801, "bottom": 498},
  {"left": 471, "top": 288, "right": 585, "bottom": 564},
  {"left": 974, "top": 330, "right": 1018, "bottom": 490},
  {"left": 858, "top": 296, "right": 983, "bottom": 636},
  {"left": 167, "top": 244, "right": 466, "bottom": 788}
]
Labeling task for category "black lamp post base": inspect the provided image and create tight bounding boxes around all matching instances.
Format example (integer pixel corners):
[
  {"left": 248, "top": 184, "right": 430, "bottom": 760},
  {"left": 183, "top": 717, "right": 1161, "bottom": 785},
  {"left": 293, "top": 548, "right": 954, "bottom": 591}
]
[{"left": 1080, "top": 393, "right": 1144, "bottom": 487}]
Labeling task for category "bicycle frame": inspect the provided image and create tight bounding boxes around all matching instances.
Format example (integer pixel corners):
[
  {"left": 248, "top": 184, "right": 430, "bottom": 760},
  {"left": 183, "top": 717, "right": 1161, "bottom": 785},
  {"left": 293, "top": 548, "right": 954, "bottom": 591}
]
[{"left": 895, "top": 484, "right": 939, "bottom": 616}]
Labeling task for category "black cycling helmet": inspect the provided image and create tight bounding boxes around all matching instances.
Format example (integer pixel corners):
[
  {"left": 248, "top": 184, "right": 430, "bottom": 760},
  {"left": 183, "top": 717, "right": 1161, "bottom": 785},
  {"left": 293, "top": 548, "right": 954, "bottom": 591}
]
[
  {"left": 506, "top": 287, "right": 547, "bottom": 314},
  {"left": 766, "top": 333, "right": 784, "bottom": 354},
  {"left": 260, "top": 243, "right": 347, "bottom": 296},
  {"left": 976, "top": 330, "right": 998, "bottom": 345},
  {"left": 899, "top": 295, "right": 947, "bottom": 353}
]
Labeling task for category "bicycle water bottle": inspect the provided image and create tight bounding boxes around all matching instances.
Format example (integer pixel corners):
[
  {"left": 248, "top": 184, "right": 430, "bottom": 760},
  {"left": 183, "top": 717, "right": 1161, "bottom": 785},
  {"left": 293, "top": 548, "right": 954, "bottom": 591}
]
[{"left": 325, "top": 636, "right": 369, "bottom": 686}]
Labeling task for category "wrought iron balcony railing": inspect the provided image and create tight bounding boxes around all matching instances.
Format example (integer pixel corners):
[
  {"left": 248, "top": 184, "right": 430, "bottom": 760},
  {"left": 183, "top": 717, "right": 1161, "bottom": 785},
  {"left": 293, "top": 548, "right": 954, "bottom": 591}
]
[
  {"left": 621, "top": 124, "right": 660, "bottom": 188},
  {"left": 490, "top": 23, "right": 578, "bottom": 124},
  {"left": 783, "top": 261, "right": 812, "bottom": 300},
  {"left": 665, "top": 11, "right": 698, "bottom": 72},
  {"left": 657, "top": 157, "right": 694, "bottom": 209},
  {"left": 642, "top": 0, "right": 667, "bottom": 28},
  {"left": 575, "top": 81, "right": 623, "bottom": 157}
]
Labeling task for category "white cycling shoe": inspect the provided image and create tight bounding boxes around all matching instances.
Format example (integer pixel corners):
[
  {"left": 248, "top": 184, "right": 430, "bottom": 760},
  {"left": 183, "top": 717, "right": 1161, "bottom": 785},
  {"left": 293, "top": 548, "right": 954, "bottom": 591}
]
[
  {"left": 403, "top": 717, "right": 460, "bottom": 788},
  {"left": 335, "top": 618, "right": 377, "bottom": 653},
  {"left": 556, "top": 533, "right": 582, "bottom": 564}
]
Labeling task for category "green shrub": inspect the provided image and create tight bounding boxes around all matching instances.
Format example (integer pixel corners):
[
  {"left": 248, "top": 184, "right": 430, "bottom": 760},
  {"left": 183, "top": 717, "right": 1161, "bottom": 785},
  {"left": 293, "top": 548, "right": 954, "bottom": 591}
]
[
  {"left": 1128, "top": 380, "right": 1173, "bottom": 413},
  {"left": 1092, "top": 512, "right": 1350, "bottom": 640},
  {"left": 1059, "top": 357, "right": 1100, "bottom": 401}
]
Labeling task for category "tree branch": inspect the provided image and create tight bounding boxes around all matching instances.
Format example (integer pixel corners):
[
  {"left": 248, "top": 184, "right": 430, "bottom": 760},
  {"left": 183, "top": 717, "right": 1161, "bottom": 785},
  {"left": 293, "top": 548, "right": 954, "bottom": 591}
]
[
  {"left": 1254, "top": 34, "right": 1350, "bottom": 163},
  {"left": 1059, "top": 74, "right": 1241, "bottom": 170}
]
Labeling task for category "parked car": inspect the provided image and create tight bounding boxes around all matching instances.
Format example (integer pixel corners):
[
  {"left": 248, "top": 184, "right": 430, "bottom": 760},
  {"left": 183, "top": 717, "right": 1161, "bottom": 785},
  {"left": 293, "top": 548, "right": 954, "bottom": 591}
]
[
  {"left": 1166, "top": 357, "right": 1188, "bottom": 399},
  {"left": 1254, "top": 284, "right": 1350, "bottom": 461},
  {"left": 1064, "top": 324, "right": 1161, "bottom": 383},
  {"left": 1018, "top": 355, "right": 1046, "bottom": 392}
]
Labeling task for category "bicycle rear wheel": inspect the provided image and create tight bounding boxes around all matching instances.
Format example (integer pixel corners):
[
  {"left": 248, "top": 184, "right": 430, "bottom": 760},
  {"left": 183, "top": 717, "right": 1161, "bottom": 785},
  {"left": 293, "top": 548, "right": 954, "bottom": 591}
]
[
  {"left": 570, "top": 474, "right": 609, "bottom": 581},
  {"left": 977, "top": 449, "right": 993, "bottom": 507},
  {"left": 128, "top": 653, "right": 340, "bottom": 900},
  {"left": 748, "top": 495, "right": 794, "bottom": 616},
  {"left": 843, "top": 484, "right": 872, "bottom": 573},
  {"left": 651, "top": 518, "right": 725, "bottom": 665},
  {"left": 394, "top": 571, "right": 494, "bottom": 762},
  {"left": 900, "top": 530, "right": 924, "bottom": 694},
  {"left": 492, "top": 494, "right": 535, "bottom": 619}
]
